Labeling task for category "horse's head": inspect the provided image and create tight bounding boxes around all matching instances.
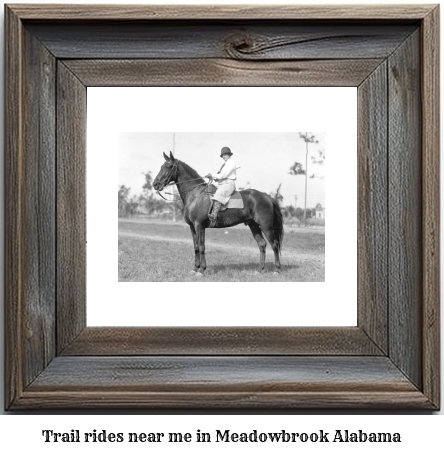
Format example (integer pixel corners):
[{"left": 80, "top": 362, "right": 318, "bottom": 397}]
[{"left": 153, "top": 151, "right": 178, "bottom": 191}]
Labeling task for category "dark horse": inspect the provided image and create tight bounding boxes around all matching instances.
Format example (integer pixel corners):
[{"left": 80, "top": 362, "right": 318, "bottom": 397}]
[{"left": 153, "top": 152, "right": 283, "bottom": 276}]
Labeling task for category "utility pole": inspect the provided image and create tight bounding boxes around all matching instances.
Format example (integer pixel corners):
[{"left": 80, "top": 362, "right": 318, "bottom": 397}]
[
  {"left": 299, "top": 132, "right": 318, "bottom": 227},
  {"left": 172, "top": 132, "right": 176, "bottom": 222},
  {"left": 304, "top": 132, "right": 308, "bottom": 226}
]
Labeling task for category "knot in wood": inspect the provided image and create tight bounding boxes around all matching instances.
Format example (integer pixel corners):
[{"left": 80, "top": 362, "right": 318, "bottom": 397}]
[{"left": 224, "top": 34, "right": 256, "bottom": 59}]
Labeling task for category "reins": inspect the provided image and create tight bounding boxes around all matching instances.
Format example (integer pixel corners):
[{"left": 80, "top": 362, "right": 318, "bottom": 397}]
[
  {"left": 155, "top": 160, "right": 240, "bottom": 202},
  {"left": 156, "top": 180, "right": 213, "bottom": 202},
  {"left": 156, "top": 161, "right": 214, "bottom": 202}
]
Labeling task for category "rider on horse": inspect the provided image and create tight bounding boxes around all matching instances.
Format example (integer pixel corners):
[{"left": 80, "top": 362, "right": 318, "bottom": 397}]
[
  {"left": 153, "top": 150, "right": 283, "bottom": 274},
  {"left": 206, "top": 147, "right": 237, "bottom": 227}
]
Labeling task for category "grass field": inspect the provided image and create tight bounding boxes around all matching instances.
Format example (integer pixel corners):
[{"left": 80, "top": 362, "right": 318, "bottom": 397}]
[{"left": 119, "top": 219, "right": 325, "bottom": 282}]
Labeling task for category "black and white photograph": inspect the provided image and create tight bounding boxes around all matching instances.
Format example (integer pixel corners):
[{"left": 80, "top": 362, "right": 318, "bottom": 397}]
[
  {"left": 118, "top": 132, "right": 325, "bottom": 282},
  {"left": 86, "top": 86, "right": 356, "bottom": 327}
]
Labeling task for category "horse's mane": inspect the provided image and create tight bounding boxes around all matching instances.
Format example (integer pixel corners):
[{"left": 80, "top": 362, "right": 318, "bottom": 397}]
[{"left": 178, "top": 160, "right": 203, "bottom": 180}]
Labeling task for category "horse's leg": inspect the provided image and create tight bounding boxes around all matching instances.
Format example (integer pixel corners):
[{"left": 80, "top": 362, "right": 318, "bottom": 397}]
[
  {"left": 189, "top": 224, "right": 200, "bottom": 273},
  {"left": 261, "top": 227, "right": 281, "bottom": 273},
  {"left": 247, "top": 221, "right": 266, "bottom": 272},
  {"left": 196, "top": 223, "right": 207, "bottom": 275}
]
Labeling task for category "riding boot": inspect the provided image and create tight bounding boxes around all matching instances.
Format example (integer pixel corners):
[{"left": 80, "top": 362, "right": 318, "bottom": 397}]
[{"left": 208, "top": 201, "right": 222, "bottom": 227}]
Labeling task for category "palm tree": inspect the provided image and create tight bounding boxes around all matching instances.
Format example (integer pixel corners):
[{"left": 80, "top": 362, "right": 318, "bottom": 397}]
[
  {"left": 289, "top": 132, "right": 319, "bottom": 226},
  {"left": 298, "top": 133, "right": 318, "bottom": 225}
]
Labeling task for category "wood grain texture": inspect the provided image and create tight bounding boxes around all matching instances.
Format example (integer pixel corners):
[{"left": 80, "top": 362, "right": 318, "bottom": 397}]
[
  {"left": 61, "top": 327, "right": 382, "bottom": 356},
  {"left": 4, "top": 4, "right": 24, "bottom": 410},
  {"left": 28, "top": 356, "right": 418, "bottom": 391},
  {"left": 7, "top": 4, "right": 436, "bottom": 20},
  {"left": 388, "top": 31, "right": 422, "bottom": 389},
  {"left": 357, "top": 62, "right": 388, "bottom": 354},
  {"left": 15, "top": 390, "right": 433, "bottom": 410},
  {"left": 22, "top": 29, "right": 57, "bottom": 387},
  {"left": 56, "top": 62, "right": 87, "bottom": 353},
  {"left": 13, "top": 356, "right": 433, "bottom": 409},
  {"left": 421, "top": 6, "right": 440, "bottom": 409},
  {"left": 27, "top": 22, "right": 416, "bottom": 60},
  {"left": 64, "top": 58, "right": 384, "bottom": 87},
  {"left": 4, "top": 5, "right": 440, "bottom": 410}
]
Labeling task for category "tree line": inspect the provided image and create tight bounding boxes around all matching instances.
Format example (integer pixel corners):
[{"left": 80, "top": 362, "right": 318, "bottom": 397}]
[
  {"left": 118, "top": 171, "right": 183, "bottom": 219},
  {"left": 118, "top": 182, "right": 322, "bottom": 224},
  {"left": 119, "top": 133, "right": 324, "bottom": 225}
]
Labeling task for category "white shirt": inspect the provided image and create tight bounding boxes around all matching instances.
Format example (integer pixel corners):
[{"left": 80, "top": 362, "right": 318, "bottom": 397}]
[{"left": 215, "top": 158, "right": 237, "bottom": 181}]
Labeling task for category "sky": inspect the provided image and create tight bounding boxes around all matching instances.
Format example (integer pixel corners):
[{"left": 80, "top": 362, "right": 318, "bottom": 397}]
[{"left": 119, "top": 132, "right": 325, "bottom": 208}]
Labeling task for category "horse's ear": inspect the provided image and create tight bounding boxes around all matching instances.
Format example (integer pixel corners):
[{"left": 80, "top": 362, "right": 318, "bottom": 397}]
[
  {"left": 169, "top": 151, "right": 175, "bottom": 161},
  {"left": 163, "top": 151, "right": 170, "bottom": 161}
]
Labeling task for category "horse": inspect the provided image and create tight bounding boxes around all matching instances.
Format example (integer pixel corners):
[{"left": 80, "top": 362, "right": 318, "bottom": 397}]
[{"left": 153, "top": 151, "right": 283, "bottom": 276}]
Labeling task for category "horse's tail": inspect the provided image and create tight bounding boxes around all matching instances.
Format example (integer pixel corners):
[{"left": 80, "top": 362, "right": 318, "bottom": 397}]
[{"left": 271, "top": 198, "right": 284, "bottom": 255}]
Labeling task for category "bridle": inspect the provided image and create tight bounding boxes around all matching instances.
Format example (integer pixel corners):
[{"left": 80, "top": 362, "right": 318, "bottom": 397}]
[
  {"left": 158, "top": 159, "right": 179, "bottom": 190},
  {"left": 156, "top": 160, "right": 214, "bottom": 202}
]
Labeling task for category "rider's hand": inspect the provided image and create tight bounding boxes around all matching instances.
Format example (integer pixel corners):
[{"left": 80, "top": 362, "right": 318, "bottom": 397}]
[{"left": 205, "top": 173, "right": 212, "bottom": 179}]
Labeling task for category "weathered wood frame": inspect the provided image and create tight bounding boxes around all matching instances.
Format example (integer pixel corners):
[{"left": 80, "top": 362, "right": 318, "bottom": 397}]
[{"left": 5, "top": 4, "right": 440, "bottom": 409}]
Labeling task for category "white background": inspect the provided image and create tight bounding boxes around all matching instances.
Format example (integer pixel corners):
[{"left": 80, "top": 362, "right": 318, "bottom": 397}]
[
  {"left": 87, "top": 87, "right": 356, "bottom": 326},
  {"left": 0, "top": 0, "right": 442, "bottom": 445}
]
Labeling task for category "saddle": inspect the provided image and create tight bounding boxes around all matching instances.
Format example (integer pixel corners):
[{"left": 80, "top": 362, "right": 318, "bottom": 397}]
[
  {"left": 218, "top": 191, "right": 244, "bottom": 211},
  {"left": 208, "top": 184, "right": 244, "bottom": 212}
]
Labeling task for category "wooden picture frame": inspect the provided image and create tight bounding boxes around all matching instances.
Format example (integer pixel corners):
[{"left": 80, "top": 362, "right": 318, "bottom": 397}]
[{"left": 5, "top": 4, "right": 440, "bottom": 409}]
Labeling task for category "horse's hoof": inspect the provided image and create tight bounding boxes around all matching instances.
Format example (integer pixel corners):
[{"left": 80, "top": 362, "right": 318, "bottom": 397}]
[
  {"left": 189, "top": 270, "right": 197, "bottom": 275},
  {"left": 196, "top": 271, "right": 205, "bottom": 278},
  {"left": 273, "top": 270, "right": 280, "bottom": 275}
]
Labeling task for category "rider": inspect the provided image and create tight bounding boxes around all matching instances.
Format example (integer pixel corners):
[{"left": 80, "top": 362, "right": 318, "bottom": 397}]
[{"left": 206, "top": 146, "right": 237, "bottom": 227}]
